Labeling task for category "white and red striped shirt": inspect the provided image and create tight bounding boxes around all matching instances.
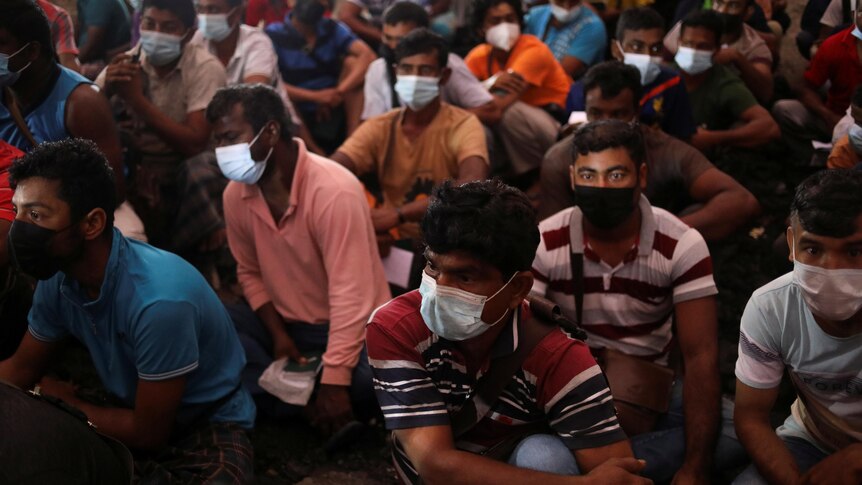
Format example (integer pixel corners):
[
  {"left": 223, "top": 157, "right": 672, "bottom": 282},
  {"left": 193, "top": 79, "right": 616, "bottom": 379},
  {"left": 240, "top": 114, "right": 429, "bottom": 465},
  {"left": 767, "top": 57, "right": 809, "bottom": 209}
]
[{"left": 531, "top": 195, "right": 717, "bottom": 364}]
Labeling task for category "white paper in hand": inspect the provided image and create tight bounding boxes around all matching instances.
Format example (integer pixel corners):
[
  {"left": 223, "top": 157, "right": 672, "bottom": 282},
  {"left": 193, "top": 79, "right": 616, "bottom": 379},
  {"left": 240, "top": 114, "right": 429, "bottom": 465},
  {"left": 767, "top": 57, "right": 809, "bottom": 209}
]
[{"left": 258, "top": 357, "right": 319, "bottom": 406}]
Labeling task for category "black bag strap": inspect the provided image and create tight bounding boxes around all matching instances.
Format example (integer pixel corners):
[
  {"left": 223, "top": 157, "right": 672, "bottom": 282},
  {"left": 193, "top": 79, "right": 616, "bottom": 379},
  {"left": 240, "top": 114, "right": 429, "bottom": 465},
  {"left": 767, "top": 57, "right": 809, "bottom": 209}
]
[
  {"left": 449, "top": 303, "right": 556, "bottom": 439},
  {"left": 568, "top": 210, "right": 585, "bottom": 326},
  {"left": 4, "top": 87, "right": 39, "bottom": 149}
]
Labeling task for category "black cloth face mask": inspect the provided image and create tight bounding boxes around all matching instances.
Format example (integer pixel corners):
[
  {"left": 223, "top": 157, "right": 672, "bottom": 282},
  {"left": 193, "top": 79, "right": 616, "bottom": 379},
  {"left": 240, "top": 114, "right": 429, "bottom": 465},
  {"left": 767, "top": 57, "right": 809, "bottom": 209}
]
[
  {"left": 574, "top": 185, "right": 637, "bottom": 229},
  {"left": 7, "top": 220, "right": 74, "bottom": 280}
]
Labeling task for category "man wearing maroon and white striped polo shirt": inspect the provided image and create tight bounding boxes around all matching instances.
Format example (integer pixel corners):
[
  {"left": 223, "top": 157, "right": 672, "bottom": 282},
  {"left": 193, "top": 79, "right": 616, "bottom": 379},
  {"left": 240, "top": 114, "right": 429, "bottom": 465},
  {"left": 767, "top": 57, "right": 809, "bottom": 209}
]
[{"left": 532, "top": 120, "right": 724, "bottom": 484}]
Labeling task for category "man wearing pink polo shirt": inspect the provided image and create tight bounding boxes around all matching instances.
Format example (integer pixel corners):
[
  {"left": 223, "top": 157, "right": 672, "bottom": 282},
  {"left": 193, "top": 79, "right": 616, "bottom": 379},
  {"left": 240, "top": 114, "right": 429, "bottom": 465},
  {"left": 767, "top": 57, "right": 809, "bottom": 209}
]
[{"left": 206, "top": 84, "right": 391, "bottom": 437}]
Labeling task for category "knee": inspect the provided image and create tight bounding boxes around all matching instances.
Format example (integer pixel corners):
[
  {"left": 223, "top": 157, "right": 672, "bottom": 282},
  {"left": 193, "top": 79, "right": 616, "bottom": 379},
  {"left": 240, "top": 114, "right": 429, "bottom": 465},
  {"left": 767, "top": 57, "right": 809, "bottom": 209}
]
[
  {"left": 508, "top": 434, "right": 580, "bottom": 475},
  {"left": 770, "top": 100, "right": 803, "bottom": 126}
]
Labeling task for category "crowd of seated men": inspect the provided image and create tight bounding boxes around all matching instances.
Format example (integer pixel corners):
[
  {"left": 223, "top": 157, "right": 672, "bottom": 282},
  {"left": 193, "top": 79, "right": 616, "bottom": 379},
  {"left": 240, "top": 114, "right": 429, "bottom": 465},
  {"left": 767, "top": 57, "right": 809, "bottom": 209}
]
[{"left": 0, "top": 0, "right": 861, "bottom": 483}]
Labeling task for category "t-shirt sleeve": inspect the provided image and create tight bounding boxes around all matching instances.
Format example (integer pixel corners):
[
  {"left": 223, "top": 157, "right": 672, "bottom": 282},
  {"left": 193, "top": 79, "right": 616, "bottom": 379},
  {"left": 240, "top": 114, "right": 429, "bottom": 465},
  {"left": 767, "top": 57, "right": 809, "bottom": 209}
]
[
  {"left": 27, "top": 283, "right": 69, "bottom": 343},
  {"left": 446, "top": 55, "right": 494, "bottom": 109},
  {"left": 746, "top": 37, "right": 773, "bottom": 66},
  {"left": 335, "top": 117, "right": 385, "bottom": 175},
  {"left": 362, "top": 60, "right": 392, "bottom": 120},
  {"left": 464, "top": 47, "right": 490, "bottom": 80},
  {"left": 186, "top": 58, "right": 227, "bottom": 113},
  {"left": 530, "top": 232, "right": 552, "bottom": 296},
  {"left": 242, "top": 32, "right": 280, "bottom": 80},
  {"left": 133, "top": 300, "right": 200, "bottom": 381},
  {"left": 719, "top": 76, "right": 758, "bottom": 121},
  {"left": 675, "top": 138, "right": 713, "bottom": 187},
  {"left": 451, "top": 113, "right": 489, "bottom": 165},
  {"left": 826, "top": 135, "right": 858, "bottom": 169},
  {"left": 367, "top": 320, "right": 450, "bottom": 429},
  {"left": 334, "top": 21, "right": 359, "bottom": 54},
  {"left": 532, "top": 337, "right": 627, "bottom": 449},
  {"left": 670, "top": 228, "right": 718, "bottom": 303},
  {"left": 52, "top": 7, "right": 80, "bottom": 55},
  {"left": 803, "top": 42, "right": 834, "bottom": 88},
  {"left": 735, "top": 294, "right": 785, "bottom": 389},
  {"left": 663, "top": 22, "right": 682, "bottom": 54},
  {"left": 537, "top": 140, "right": 574, "bottom": 221},
  {"left": 509, "top": 43, "right": 557, "bottom": 89},
  {"left": 565, "top": 18, "right": 606, "bottom": 65}
]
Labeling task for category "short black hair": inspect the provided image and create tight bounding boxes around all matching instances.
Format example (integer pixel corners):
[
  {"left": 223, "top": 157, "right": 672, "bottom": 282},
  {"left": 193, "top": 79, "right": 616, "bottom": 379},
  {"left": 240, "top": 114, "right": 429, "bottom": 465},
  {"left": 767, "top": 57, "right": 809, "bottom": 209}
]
[
  {"left": 852, "top": 84, "right": 862, "bottom": 108},
  {"left": 9, "top": 139, "right": 116, "bottom": 228},
  {"left": 394, "top": 28, "right": 448, "bottom": 70},
  {"left": 582, "top": 61, "right": 642, "bottom": 111},
  {"left": 206, "top": 84, "right": 295, "bottom": 140},
  {"left": 294, "top": 0, "right": 326, "bottom": 26},
  {"left": 790, "top": 170, "right": 862, "bottom": 238},
  {"left": 422, "top": 180, "right": 540, "bottom": 278},
  {"left": 470, "top": 0, "right": 524, "bottom": 34},
  {"left": 142, "top": 0, "right": 196, "bottom": 28},
  {"left": 0, "top": 0, "right": 55, "bottom": 60},
  {"left": 383, "top": 2, "right": 430, "bottom": 28},
  {"left": 571, "top": 120, "right": 646, "bottom": 169},
  {"left": 616, "top": 7, "right": 665, "bottom": 40},
  {"left": 680, "top": 9, "right": 723, "bottom": 46}
]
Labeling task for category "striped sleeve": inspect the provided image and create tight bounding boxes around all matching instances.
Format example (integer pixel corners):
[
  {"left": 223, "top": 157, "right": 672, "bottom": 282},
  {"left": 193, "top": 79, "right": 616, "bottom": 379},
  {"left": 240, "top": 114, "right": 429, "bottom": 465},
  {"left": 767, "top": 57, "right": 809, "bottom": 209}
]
[
  {"left": 367, "top": 320, "right": 450, "bottom": 430},
  {"left": 669, "top": 228, "right": 717, "bottom": 303},
  {"left": 50, "top": 5, "right": 80, "bottom": 56},
  {"left": 735, "top": 295, "right": 784, "bottom": 389},
  {"left": 531, "top": 211, "right": 573, "bottom": 297},
  {"left": 133, "top": 301, "right": 200, "bottom": 381},
  {"left": 531, "top": 333, "right": 627, "bottom": 449}
]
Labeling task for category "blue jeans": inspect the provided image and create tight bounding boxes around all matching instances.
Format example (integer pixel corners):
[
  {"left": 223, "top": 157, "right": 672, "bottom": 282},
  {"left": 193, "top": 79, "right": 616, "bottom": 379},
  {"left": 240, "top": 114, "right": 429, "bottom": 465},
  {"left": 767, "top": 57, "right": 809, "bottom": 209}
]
[
  {"left": 732, "top": 436, "right": 828, "bottom": 484},
  {"left": 508, "top": 434, "right": 580, "bottom": 475},
  {"left": 630, "top": 380, "right": 749, "bottom": 482},
  {"left": 225, "top": 302, "right": 376, "bottom": 421}
]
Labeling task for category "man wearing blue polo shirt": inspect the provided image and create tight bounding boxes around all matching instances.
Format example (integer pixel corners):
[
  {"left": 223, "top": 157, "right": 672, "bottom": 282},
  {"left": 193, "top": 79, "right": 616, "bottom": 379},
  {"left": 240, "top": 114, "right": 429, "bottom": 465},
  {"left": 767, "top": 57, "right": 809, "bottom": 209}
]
[
  {"left": 0, "top": 139, "right": 255, "bottom": 483},
  {"left": 523, "top": 0, "right": 606, "bottom": 78}
]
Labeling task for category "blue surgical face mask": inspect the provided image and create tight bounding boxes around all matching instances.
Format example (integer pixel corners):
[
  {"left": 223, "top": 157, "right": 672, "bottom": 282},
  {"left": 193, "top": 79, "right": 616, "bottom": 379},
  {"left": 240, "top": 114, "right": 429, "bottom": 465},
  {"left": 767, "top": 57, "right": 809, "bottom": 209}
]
[
  {"left": 198, "top": 12, "right": 236, "bottom": 42},
  {"left": 140, "top": 30, "right": 184, "bottom": 66},
  {"left": 394, "top": 75, "right": 440, "bottom": 111},
  {"left": 215, "top": 125, "right": 274, "bottom": 184},
  {"left": 0, "top": 43, "right": 32, "bottom": 88},
  {"left": 852, "top": 25, "right": 862, "bottom": 41},
  {"left": 129, "top": 0, "right": 143, "bottom": 11},
  {"left": 551, "top": 3, "right": 581, "bottom": 23},
  {"left": 419, "top": 271, "right": 516, "bottom": 341},
  {"left": 849, "top": 123, "right": 862, "bottom": 154},
  {"left": 674, "top": 46, "right": 714, "bottom": 75}
]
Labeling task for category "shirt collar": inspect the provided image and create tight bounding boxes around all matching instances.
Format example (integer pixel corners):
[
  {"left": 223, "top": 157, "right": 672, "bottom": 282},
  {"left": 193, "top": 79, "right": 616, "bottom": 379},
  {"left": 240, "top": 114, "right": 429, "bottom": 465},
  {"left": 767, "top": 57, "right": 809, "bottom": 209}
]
[
  {"left": 240, "top": 137, "right": 311, "bottom": 218},
  {"left": 59, "top": 227, "right": 124, "bottom": 312},
  {"left": 569, "top": 194, "right": 656, "bottom": 257}
]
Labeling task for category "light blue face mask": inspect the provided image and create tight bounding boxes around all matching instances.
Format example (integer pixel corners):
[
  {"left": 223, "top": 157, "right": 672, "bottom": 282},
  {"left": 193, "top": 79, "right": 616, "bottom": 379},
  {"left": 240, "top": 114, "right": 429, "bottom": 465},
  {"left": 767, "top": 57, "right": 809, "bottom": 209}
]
[
  {"left": 0, "top": 43, "right": 32, "bottom": 88},
  {"left": 129, "top": 0, "right": 143, "bottom": 11},
  {"left": 198, "top": 12, "right": 236, "bottom": 42},
  {"left": 849, "top": 124, "right": 862, "bottom": 154},
  {"left": 674, "top": 46, "right": 713, "bottom": 75},
  {"left": 140, "top": 30, "right": 184, "bottom": 66},
  {"left": 419, "top": 271, "right": 516, "bottom": 341},
  {"left": 551, "top": 3, "right": 581, "bottom": 24},
  {"left": 852, "top": 25, "right": 862, "bottom": 41},
  {"left": 394, "top": 75, "right": 440, "bottom": 112}
]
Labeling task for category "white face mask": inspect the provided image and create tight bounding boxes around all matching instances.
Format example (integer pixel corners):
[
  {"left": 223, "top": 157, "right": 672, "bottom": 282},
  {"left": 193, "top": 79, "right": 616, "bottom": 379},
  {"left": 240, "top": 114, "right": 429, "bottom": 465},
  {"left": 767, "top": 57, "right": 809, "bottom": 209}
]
[
  {"left": 485, "top": 22, "right": 520, "bottom": 52},
  {"left": 674, "top": 46, "right": 713, "bottom": 75},
  {"left": 791, "top": 240, "right": 862, "bottom": 321},
  {"left": 198, "top": 12, "right": 236, "bottom": 42},
  {"left": 551, "top": 3, "right": 581, "bottom": 23},
  {"left": 140, "top": 30, "right": 184, "bottom": 66},
  {"left": 394, "top": 75, "right": 440, "bottom": 111},
  {"left": 617, "top": 42, "right": 662, "bottom": 85},
  {"left": 419, "top": 271, "right": 516, "bottom": 341},
  {"left": 215, "top": 125, "right": 274, "bottom": 184}
]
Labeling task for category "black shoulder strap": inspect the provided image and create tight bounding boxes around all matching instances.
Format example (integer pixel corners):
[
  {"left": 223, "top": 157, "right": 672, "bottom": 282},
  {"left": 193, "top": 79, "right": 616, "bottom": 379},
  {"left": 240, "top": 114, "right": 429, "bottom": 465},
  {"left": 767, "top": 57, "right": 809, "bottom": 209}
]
[
  {"left": 449, "top": 306, "right": 555, "bottom": 439},
  {"left": 843, "top": 0, "right": 852, "bottom": 24},
  {"left": 570, "top": 251, "right": 584, "bottom": 326},
  {"left": 4, "top": 87, "right": 39, "bottom": 149}
]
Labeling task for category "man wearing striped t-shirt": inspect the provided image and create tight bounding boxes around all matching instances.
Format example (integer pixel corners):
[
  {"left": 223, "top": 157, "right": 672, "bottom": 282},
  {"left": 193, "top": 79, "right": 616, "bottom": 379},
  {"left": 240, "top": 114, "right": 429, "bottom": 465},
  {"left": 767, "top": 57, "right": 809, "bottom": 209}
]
[
  {"left": 367, "top": 180, "right": 651, "bottom": 485},
  {"left": 531, "top": 120, "right": 722, "bottom": 483}
]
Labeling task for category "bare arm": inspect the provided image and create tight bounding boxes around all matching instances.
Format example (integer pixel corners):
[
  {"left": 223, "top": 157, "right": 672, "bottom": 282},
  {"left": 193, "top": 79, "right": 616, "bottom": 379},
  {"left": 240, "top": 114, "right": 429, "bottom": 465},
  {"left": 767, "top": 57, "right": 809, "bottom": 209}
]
[
  {"left": 330, "top": 151, "right": 357, "bottom": 173},
  {"left": 466, "top": 100, "right": 503, "bottom": 125},
  {"left": 128, "top": 101, "right": 212, "bottom": 158},
  {"left": 58, "top": 53, "right": 81, "bottom": 73},
  {"left": 559, "top": 55, "right": 587, "bottom": 81},
  {"left": 799, "top": 81, "right": 842, "bottom": 129},
  {"left": 78, "top": 26, "right": 106, "bottom": 63},
  {"left": 284, "top": 84, "right": 326, "bottom": 104},
  {"left": 396, "top": 425, "right": 650, "bottom": 485},
  {"left": 673, "top": 296, "right": 721, "bottom": 481},
  {"left": 0, "top": 333, "right": 58, "bottom": 390},
  {"left": 690, "top": 105, "right": 780, "bottom": 150},
  {"left": 337, "top": 2, "right": 383, "bottom": 44},
  {"left": 679, "top": 168, "right": 761, "bottom": 240},
  {"left": 66, "top": 84, "right": 127, "bottom": 202},
  {"left": 734, "top": 380, "right": 800, "bottom": 484},
  {"left": 337, "top": 40, "right": 376, "bottom": 95}
]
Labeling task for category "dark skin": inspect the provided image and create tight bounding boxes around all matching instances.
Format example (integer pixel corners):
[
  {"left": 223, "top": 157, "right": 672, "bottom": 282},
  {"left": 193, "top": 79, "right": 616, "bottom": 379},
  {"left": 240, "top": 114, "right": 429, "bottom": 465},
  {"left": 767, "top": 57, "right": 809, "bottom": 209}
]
[
  {"left": 338, "top": 0, "right": 451, "bottom": 45},
  {"left": 678, "top": 26, "right": 780, "bottom": 150},
  {"left": 0, "top": 30, "right": 126, "bottom": 204},
  {"left": 211, "top": 103, "right": 353, "bottom": 436},
  {"left": 569, "top": 147, "right": 720, "bottom": 485},
  {"left": 710, "top": 0, "right": 774, "bottom": 103},
  {"left": 583, "top": 86, "right": 761, "bottom": 240},
  {"left": 735, "top": 216, "right": 862, "bottom": 485},
  {"left": 331, "top": 50, "right": 488, "bottom": 252},
  {"left": 0, "top": 177, "right": 187, "bottom": 451},
  {"left": 545, "top": 0, "right": 588, "bottom": 78},
  {"left": 477, "top": 2, "right": 528, "bottom": 110},
  {"left": 399, "top": 249, "right": 650, "bottom": 485}
]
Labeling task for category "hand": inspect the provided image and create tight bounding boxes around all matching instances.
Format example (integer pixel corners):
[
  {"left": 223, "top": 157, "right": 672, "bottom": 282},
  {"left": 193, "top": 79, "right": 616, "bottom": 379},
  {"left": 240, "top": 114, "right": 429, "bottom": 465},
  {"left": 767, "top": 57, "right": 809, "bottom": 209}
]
[
  {"left": 582, "top": 457, "right": 653, "bottom": 484},
  {"left": 712, "top": 47, "right": 741, "bottom": 66},
  {"left": 491, "top": 70, "right": 526, "bottom": 95},
  {"left": 316, "top": 88, "right": 343, "bottom": 108},
  {"left": 38, "top": 376, "right": 79, "bottom": 403},
  {"left": 799, "top": 444, "right": 862, "bottom": 485},
  {"left": 309, "top": 384, "right": 354, "bottom": 435},
  {"left": 671, "top": 463, "right": 708, "bottom": 485},
  {"left": 371, "top": 207, "right": 400, "bottom": 232},
  {"left": 273, "top": 332, "right": 306, "bottom": 364},
  {"left": 105, "top": 54, "right": 144, "bottom": 103}
]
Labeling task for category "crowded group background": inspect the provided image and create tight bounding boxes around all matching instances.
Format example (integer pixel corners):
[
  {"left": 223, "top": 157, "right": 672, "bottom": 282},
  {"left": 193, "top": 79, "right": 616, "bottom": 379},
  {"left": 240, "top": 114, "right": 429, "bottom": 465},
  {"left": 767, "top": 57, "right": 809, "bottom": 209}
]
[{"left": 0, "top": 0, "right": 860, "bottom": 483}]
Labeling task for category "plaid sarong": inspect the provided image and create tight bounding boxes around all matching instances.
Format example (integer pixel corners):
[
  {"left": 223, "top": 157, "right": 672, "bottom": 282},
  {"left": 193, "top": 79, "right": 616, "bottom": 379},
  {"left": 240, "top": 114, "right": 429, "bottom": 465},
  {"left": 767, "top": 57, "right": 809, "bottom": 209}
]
[{"left": 133, "top": 422, "right": 253, "bottom": 485}]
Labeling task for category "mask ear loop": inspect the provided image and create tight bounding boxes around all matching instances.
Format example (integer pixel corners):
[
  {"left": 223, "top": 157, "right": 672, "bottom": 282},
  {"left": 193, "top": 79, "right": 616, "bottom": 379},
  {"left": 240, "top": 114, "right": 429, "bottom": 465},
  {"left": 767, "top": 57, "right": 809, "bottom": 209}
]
[{"left": 484, "top": 272, "right": 520, "bottom": 326}]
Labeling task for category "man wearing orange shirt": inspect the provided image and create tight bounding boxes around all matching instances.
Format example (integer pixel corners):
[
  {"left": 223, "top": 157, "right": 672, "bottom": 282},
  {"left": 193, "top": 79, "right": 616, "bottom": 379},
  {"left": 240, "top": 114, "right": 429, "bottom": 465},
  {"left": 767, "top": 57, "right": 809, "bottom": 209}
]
[{"left": 465, "top": 0, "right": 569, "bottom": 180}]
